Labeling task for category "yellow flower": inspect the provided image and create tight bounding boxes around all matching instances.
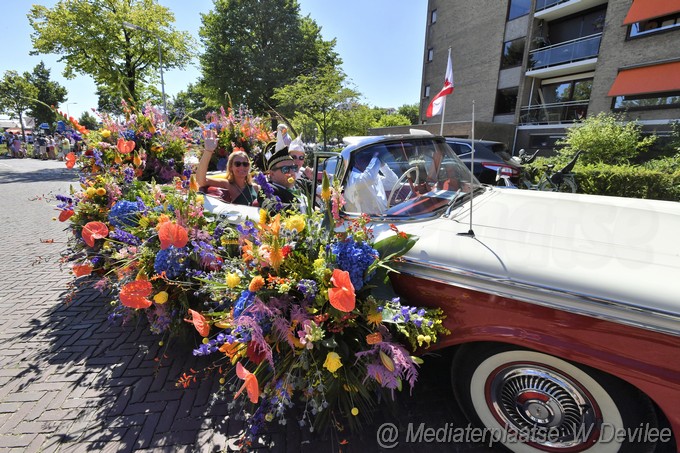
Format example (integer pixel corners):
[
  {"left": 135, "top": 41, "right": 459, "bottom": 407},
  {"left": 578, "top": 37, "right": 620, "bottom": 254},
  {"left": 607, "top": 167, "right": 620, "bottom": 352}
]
[
  {"left": 351, "top": 407, "right": 359, "bottom": 416},
  {"left": 321, "top": 171, "right": 331, "bottom": 202},
  {"left": 153, "top": 291, "right": 169, "bottom": 305},
  {"left": 323, "top": 351, "right": 343, "bottom": 373},
  {"left": 226, "top": 273, "right": 241, "bottom": 288},
  {"left": 196, "top": 195, "right": 204, "bottom": 204},
  {"left": 85, "top": 187, "right": 96, "bottom": 197},
  {"left": 367, "top": 310, "right": 383, "bottom": 326},
  {"left": 101, "top": 129, "right": 111, "bottom": 138},
  {"left": 259, "top": 209, "right": 268, "bottom": 227},
  {"left": 284, "top": 215, "right": 306, "bottom": 233},
  {"left": 96, "top": 187, "right": 107, "bottom": 196},
  {"left": 189, "top": 175, "right": 199, "bottom": 192},
  {"left": 133, "top": 153, "right": 142, "bottom": 167},
  {"left": 248, "top": 275, "right": 265, "bottom": 292}
]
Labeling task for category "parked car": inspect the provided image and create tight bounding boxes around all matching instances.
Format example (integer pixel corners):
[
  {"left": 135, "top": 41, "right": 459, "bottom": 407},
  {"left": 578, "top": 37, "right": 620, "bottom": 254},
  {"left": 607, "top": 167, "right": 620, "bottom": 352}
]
[
  {"left": 446, "top": 138, "right": 520, "bottom": 185},
  {"left": 204, "top": 133, "right": 680, "bottom": 453}
]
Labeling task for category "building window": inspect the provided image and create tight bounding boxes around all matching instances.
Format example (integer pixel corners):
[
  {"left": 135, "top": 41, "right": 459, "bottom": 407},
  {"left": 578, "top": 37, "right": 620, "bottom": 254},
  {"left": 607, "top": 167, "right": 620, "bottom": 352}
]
[
  {"left": 628, "top": 13, "right": 680, "bottom": 38},
  {"left": 508, "top": 0, "right": 531, "bottom": 21},
  {"left": 427, "top": 48, "right": 434, "bottom": 62},
  {"left": 613, "top": 92, "right": 680, "bottom": 110},
  {"left": 541, "top": 79, "right": 592, "bottom": 103},
  {"left": 495, "top": 87, "right": 518, "bottom": 115},
  {"left": 424, "top": 85, "right": 431, "bottom": 98},
  {"left": 501, "top": 38, "right": 525, "bottom": 69},
  {"left": 431, "top": 9, "right": 437, "bottom": 24}
]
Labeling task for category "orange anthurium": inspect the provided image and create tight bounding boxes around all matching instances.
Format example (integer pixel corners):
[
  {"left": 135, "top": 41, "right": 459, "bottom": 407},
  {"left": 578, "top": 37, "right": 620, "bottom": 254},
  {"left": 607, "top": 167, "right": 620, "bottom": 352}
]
[
  {"left": 58, "top": 209, "right": 74, "bottom": 222},
  {"left": 120, "top": 280, "right": 153, "bottom": 309},
  {"left": 235, "top": 362, "right": 260, "bottom": 404},
  {"left": 72, "top": 263, "right": 93, "bottom": 277},
  {"left": 82, "top": 221, "right": 109, "bottom": 247},
  {"left": 158, "top": 222, "right": 188, "bottom": 250},
  {"left": 184, "top": 309, "right": 210, "bottom": 337},
  {"left": 117, "top": 137, "right": 135, "bottom": 154},
  {"left": 65, "top": 152, "right": 77, "bottom": 169},
  {"left": 328, "top": 269, "right": 356, "bottom": 312}
]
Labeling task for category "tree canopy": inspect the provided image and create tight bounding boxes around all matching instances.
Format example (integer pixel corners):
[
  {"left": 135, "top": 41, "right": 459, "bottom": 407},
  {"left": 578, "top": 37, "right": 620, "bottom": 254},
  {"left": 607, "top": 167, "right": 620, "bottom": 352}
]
[
  {"left": 199, "top": 0, "right": 340, "bottom": 113},
  {"left": 27, "top": 62, "right": 67, "bottom": 127},
  {"left": 28, "top": 0, "right": 194, "bottom": 110},
  {"left": 0, "top": 71, "right": 39, "bottom": 140}
]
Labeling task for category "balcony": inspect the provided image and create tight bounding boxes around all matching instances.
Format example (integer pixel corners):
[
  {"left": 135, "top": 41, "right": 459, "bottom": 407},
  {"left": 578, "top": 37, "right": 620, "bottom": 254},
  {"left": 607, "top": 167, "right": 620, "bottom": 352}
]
[
  {"left": 526, "top": 34, "right": 601, "bottom": 78},
  {"left": 535, "top": 0, "right": 608, "bottom": 21},
  {"left": 519, "top": 100, "right": 589, "bottom": 126}
]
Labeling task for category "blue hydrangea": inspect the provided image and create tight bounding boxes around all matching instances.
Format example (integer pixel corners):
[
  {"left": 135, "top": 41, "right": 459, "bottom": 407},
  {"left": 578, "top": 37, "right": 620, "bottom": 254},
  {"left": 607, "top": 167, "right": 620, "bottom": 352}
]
[
  {"left": 153, "top": 246, "right": 189, "bottom": 279},
  {"left": 234, "top": 290, "right": 255, "bottom": 318},
  {"left": 330, "top": 238, "right": 378, "bottom": 290},
  {"left": 108, "top": 200, "right": 140, "bottom": 228}
]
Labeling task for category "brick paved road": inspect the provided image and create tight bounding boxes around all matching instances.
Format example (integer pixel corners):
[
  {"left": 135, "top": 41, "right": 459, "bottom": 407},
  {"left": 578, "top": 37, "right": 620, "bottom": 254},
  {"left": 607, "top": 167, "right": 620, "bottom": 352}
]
[{"left": 0, "top": 156, "right": 495, "bottom": 452}]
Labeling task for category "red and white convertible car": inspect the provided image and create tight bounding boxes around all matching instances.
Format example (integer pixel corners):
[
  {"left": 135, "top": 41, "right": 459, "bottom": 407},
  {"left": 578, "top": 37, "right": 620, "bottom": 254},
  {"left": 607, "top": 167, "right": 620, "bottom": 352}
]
[{"left": 204, "top": 134, "right": 680, "bottom": 453}]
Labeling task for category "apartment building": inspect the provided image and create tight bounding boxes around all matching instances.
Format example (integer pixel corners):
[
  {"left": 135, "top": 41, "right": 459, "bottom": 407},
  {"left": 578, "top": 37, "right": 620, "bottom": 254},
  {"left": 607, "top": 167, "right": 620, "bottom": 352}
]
[{"left": 411, "top": 0, "right": 680, "bottom": 154}]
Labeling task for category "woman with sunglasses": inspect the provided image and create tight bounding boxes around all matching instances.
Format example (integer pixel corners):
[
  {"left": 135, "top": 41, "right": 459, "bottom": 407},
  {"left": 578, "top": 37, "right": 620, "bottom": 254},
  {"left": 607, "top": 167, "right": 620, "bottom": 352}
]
[{"left": 196, "top": 130, "right": 260, "bottom": 206}]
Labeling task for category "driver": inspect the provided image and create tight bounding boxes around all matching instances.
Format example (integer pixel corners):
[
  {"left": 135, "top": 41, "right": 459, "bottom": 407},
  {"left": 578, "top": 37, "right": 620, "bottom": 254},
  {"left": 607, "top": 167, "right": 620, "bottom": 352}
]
[{"left": 344, "top": 148, "right": 398, "bottom": 215}]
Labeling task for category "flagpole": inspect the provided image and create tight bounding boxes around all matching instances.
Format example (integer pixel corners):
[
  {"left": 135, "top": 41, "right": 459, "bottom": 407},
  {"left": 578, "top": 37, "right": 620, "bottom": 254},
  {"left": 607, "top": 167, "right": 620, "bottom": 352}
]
[{"left": 439, "top": 47, "right": 452, "bottom": 136}]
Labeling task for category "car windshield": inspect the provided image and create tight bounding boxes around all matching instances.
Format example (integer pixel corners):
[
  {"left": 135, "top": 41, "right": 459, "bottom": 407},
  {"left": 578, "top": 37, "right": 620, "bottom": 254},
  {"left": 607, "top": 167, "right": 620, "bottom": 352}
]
[{"left": 339, "top": 137, "right": 481, "bottom": 218}]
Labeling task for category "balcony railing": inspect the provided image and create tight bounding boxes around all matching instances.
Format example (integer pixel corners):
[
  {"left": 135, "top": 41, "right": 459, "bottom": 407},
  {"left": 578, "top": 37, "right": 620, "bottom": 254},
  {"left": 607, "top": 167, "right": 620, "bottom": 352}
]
[
  {"left": 528, "top": 34, "right": 601, "bottom": 70},
  {"left": 519, "top": 100, "right": 589, "bottom": 125},
  {"left": 535, "top": 0, "right": 571, "bottom": 12}
]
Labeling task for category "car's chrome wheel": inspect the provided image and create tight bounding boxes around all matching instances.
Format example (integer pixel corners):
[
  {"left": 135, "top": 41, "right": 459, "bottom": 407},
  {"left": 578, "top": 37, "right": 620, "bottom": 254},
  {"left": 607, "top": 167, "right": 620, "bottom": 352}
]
[{"left": 452, "top": 344, "right": 659, "bottom": 453}]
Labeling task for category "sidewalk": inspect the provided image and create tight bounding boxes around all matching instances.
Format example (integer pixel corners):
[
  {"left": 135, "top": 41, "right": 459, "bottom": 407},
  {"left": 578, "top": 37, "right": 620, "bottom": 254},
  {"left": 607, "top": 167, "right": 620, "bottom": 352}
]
[{"left": 0, "top": 157, "right": 492, "bottom": 452}]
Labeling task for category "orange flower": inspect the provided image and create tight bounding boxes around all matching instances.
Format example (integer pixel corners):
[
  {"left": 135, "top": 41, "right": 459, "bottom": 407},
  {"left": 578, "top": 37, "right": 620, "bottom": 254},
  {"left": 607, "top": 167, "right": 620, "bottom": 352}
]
[
  {"left": 248, "top": 275, "right": 265, "bottom": 292},
  {"left": 81, "top": 221, "right": 109, "bottom": 247},
  {"left": 117, "top": 137, "right": 135, "bottom": 154},
  {"left": 269, "top": 241, "right": 283, "bottom": 271},
  {"left": 72, "top": 263, "right": 93, "bottom": 277},
  {"left": 158, "top": 222, "right": 188, "bottom": 250},
  {"left": 184, "top": 309, "right": 210, "bottom": 337},
  {"left": 58, "top": 209, "right": 74, "bottom": 222},
  {"left": 328, "top": 269, "right": 356, "bottom": 312},
  {"left": 189, "top": 174, "right": 199, "bottom": 192},
  {"left": 65, "top": 152, "right": 77, "bottom": 169},
  {"left": 366, "top": 332, "right": 383, "bottom": 345},
  {"left": 120, "top": 280, "right": 153, "bottom": 309},
  {"left": 234, "top": 362, "right": 260, "bottom": 404},
  {"left": 156, "top": 214, "right": 171, "bottom": 227}
]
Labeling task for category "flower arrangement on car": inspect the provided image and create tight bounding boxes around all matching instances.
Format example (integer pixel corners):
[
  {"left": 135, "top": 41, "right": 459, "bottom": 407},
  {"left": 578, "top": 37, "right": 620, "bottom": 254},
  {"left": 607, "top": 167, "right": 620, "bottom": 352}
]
[{"left": 55, "top": 105, "right": 449, "bottom": 445}]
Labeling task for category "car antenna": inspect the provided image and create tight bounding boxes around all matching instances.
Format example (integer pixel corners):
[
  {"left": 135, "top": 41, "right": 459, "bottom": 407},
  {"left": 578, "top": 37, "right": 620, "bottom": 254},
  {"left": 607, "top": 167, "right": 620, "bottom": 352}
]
[{"left": 458, "top": 100, "right": 475, "bottom": 238}]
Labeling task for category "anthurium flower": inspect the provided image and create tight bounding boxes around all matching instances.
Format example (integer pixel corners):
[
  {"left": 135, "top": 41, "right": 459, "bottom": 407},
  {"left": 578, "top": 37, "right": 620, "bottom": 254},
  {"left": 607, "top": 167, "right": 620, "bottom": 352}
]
[
  {"left": 120, "top": 280, "right": 153, "bottom": 309},
  {"left": 328, "top": 269, "right": 355, "bottom": 312},
  {"left": 58, "top": 209, "right": 74, "bottom": 222},
  {"left": 234, "top": 362, "right": 260, "bottom": 404},
  {"left": 117, "top": 137, "right": 135, "bottom": 154},
  {"left": 65, "top": 152, "right": 77, "bottom": 169},
  {"left": 72, "top": 263, "right": 93, "bottom": 277},
  {"left": 184, "top": 309, "right": 210, "bottom": 337},
  {"left": 323, "top": 351, "right": 343, "bottom": 373},
  {"left": 82, "top": 221, "right": 109, "bottom": 247},
  {"left": 158, "top": 222, "right": 188, "bottom": 250}
]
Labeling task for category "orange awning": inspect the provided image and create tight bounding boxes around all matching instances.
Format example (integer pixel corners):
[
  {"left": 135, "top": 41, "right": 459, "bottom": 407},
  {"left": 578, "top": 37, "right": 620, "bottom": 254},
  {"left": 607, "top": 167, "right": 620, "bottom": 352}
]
[
  {"left": 623, "top": 0, "right": 680, "bottom": 25},
  {"left": 608, "top": 61, "right": 680, "bottom": 97}
]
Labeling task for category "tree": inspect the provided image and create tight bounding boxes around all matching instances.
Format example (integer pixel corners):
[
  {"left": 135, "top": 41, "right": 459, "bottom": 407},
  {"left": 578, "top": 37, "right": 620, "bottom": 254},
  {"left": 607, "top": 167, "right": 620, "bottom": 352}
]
[
  {"left": 557, "top": 112, "right": 656, "bottom": 165},
  {"left": 78, "top": 111, "right": 99, "bottom": 131},
  {"left": 398, "top": 104, "right": 420, "bottom": 125},
  {"left": 0, "top": 71, "right": 39, "bottom": 142},
  {"left": 273, "top": 66, "right": 359, "bottom": 149},
  {"left": 27, "top": 62, "right": 67, "bottom": 127},
  {"left": 28, "top": 0, "right": 194, "bottom": 109},
  {"left": 199, "top": 0, "right": 339, "bottom": 113}
]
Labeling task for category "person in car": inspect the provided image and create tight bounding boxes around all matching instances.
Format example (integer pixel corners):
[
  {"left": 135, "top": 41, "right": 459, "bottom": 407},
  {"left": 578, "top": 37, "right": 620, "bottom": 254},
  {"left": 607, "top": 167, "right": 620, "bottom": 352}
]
[
  {"left": 196, "top": 129, "right": 260, "bottom": 206},
  {"left": 344, "top": 148, "right": 399, "bottom": 215},
  {"left": 259, "top": 147, "right": 307, "bottom": 214}
]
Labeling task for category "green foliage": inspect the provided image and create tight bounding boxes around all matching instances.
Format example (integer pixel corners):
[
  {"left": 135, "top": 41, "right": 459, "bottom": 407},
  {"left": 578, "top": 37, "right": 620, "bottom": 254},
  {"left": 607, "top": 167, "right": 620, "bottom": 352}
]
[
  {"left": 28, "top": 0, "right": 194, "bottom": 109},
  {"left": 557, "top": 112, "right": 656, "bottom": 165},
  {"left": 575, "top": 163, "right": 680, "bottom": 201},
  {"left": 78, "top": 111, "right": 99, "bottom": 131},
  {"left": 199, "top": 0, "right": 340, "bottom": 113},
  {"left": 375, "top": 113, "right": 411, "bottom": 128},
  {"left": 0, "top": 70, "right": 39, "bottom": 138},
  {"left": 397, "top": 104, "right": 419, "bottom": 125},
  {"left": 27, "top": 62, "right": 67, "bottom": 126}
]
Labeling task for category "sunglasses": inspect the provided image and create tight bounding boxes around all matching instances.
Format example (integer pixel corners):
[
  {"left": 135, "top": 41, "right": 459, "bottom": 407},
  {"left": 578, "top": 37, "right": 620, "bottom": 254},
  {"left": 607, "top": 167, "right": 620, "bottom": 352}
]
[
  {"left": 273, "top": 165, "right": 299, "bottom": 174},
  {"left": 232, "top": 161, "right": 250, "bottom": 168},
  {"left": 290, "top": 155, "right": 305, "bottom": 161}
]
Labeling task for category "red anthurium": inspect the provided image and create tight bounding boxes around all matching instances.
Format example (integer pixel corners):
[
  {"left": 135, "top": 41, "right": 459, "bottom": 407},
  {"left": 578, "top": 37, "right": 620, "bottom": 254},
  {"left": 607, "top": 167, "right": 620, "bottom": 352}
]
[
  {"left": 82, "top": 221, "right": 109, "bottom": 247},
  {"left": 65, "top": 152, "right": 77, "bottom": 169},
  {"left": 184, "top": 309, "right": 210, "bottom": 337},
  {"left": 158, "top": 222, "right": 188, "bottom": 250},
  {"left": 328, "top": 269, "right": 356, "bottom": 312},
  {"left": 72, "top": 263, "right": 93, "bottom": 277},
  {"left": 235, "top": 362, "right": 260, "bottom": 404},
  {"left": 120, "top": 280, "right": 153, "bottom": 309},
  {"left": 58, "top": 209, "right": 74, "bottom": 222},
  {"left": 117, "top": 137, "right": 136, "bottom": 154}
]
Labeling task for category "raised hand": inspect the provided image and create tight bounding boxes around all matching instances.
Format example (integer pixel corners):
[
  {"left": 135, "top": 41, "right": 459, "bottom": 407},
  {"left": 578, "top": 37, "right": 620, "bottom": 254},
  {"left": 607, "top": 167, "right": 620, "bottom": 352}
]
[{"left": 204, "top": 129, "right": 218, "bottom": 152}]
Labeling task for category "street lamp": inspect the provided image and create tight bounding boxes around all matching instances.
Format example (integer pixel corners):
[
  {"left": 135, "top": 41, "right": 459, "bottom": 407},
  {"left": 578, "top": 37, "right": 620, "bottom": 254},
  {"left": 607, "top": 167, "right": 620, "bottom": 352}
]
[
  {"left": 66, "top": 102, "right": 77, "bottom": 117},
  {"left": 122, "top": 21, "right": 167, "bottom": 116}
]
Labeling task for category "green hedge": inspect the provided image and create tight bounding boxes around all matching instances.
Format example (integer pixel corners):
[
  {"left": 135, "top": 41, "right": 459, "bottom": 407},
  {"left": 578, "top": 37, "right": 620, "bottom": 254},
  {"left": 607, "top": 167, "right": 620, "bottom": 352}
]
[{"left": 574, "top": 164, "right": 680, "bottom": 201}]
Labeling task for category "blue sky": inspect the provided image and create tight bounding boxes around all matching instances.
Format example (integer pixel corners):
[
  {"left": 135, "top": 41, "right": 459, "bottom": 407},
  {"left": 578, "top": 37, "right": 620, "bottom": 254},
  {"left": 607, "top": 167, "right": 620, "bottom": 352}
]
[{"left": 5, "top": 0, "right": 427, "bottom": 120}]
